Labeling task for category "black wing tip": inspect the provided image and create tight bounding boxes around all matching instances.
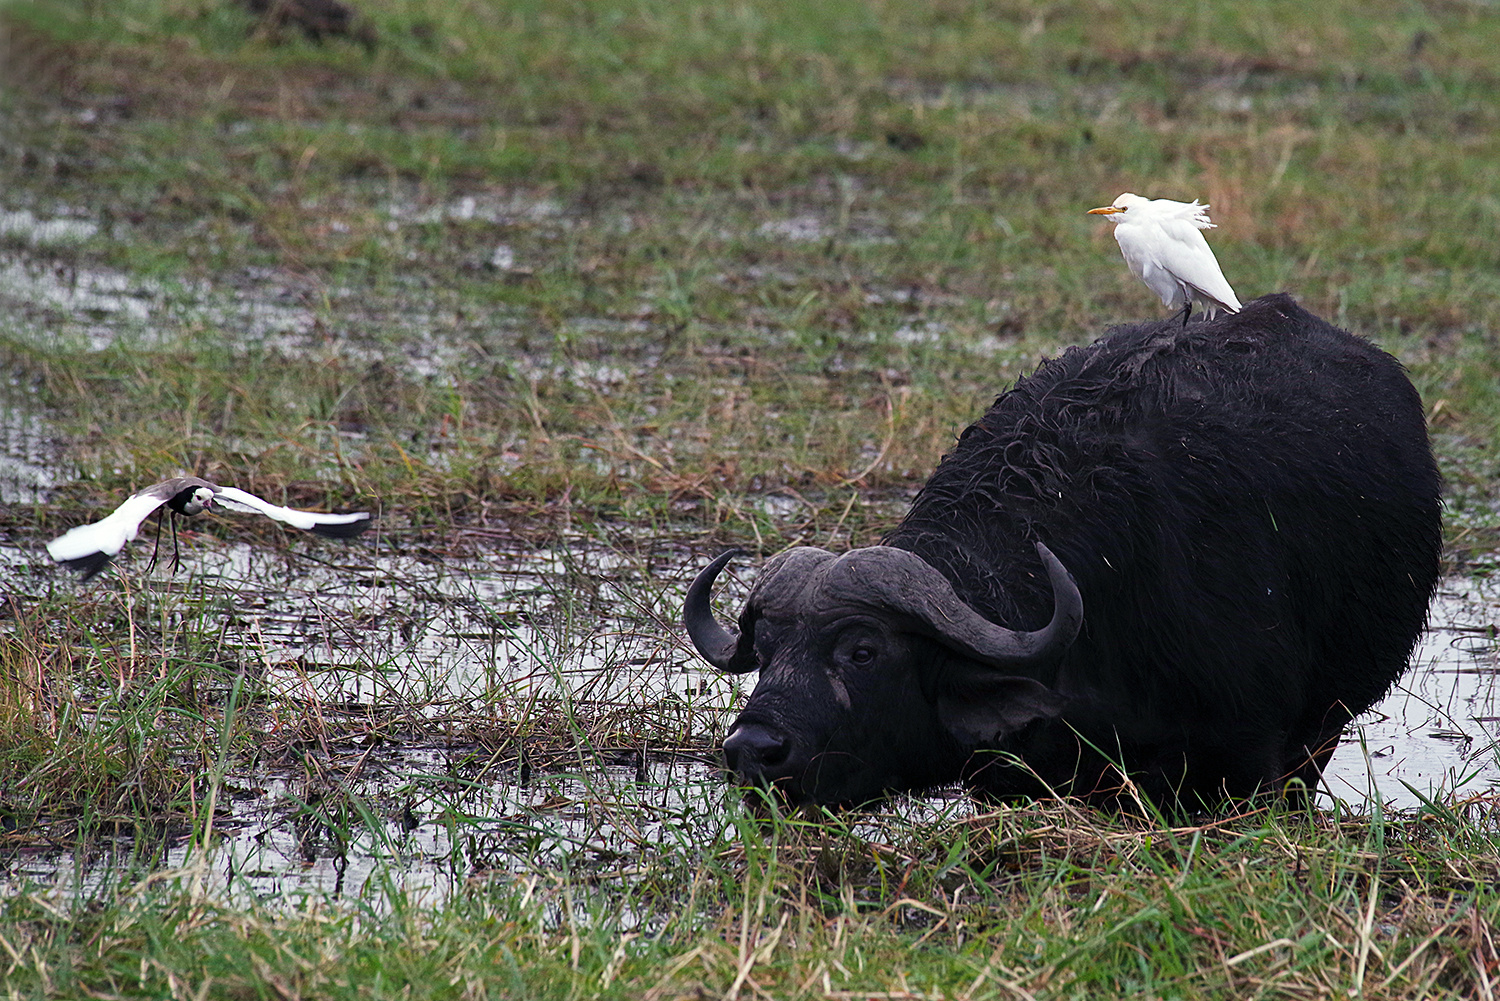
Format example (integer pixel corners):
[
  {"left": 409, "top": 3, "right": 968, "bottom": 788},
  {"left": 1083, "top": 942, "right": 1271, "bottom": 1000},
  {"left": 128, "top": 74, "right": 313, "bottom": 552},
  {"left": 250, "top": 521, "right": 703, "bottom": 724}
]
[
  {"left": 58, "top": 551, "right": 116, "bottom": 582},
  {"left": 309, "top": 514, "right": 373, "bottom": 539}
]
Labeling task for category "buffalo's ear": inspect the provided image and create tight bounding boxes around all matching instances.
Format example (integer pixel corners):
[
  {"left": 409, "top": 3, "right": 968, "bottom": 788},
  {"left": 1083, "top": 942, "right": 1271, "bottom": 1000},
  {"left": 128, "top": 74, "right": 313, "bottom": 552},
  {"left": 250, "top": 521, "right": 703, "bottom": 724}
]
[{"left": 937, "top": 675, "right": 1068, "bottom": 746}]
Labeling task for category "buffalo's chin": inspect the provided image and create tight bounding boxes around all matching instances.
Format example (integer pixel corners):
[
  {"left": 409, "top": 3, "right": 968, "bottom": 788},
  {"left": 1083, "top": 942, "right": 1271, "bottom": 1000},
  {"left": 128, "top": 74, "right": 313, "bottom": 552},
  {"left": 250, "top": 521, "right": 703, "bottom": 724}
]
[
  {"left": 734, "top": 784, "right": 888, "bottom": 814},
  {"left": 726, "top": 765, "right": 899, "bottom": 813}
]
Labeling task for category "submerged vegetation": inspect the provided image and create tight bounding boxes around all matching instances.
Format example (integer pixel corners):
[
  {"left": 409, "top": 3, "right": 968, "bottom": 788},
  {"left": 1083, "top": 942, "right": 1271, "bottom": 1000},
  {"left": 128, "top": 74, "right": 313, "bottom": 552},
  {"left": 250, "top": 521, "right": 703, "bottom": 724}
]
[{"left": 2, "top": 0, "right": 1500, "bottom": 997}]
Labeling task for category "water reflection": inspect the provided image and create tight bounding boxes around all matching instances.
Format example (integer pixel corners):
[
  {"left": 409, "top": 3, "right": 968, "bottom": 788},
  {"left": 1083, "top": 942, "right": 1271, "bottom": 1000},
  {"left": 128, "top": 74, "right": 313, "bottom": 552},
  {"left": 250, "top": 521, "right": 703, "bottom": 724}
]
[{"left": 1325, "top": 575, "right": 1500, "bottom": 809}]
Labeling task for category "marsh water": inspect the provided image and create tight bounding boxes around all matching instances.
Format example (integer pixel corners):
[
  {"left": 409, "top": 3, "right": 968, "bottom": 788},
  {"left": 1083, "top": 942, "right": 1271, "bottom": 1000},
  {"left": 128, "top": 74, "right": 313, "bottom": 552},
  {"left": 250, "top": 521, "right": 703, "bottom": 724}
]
[
  {"left": 1325, "top": 577, "right": 1500, "bottom": 807},
  {"left": 1, "top": 215, "right": 1498, "bottom": 898},
  {"left": 0, "top": 504, "right": 1497, "bottom": 903}
]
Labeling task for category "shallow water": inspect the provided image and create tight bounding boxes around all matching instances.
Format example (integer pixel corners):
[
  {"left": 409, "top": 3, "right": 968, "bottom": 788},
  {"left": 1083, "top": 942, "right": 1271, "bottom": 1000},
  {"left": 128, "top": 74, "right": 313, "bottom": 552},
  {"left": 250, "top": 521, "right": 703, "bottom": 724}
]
[
  {"left": 0, "top": 529, "right": 748, "bottom": 904},
  {"left": 1324, "top": 576, "right": 1500, "bottom": 808},
  {"left": 2, "top": 513, "right": 1498, "bottom": 902},
  {"left": 1, "top": 528, "right": 745, "bottom": 708},
  {"left": 0, "top": 390, "right": 69, "bottom": 505},
  {"left": 8, "top": 751, "right": 730, "bottom": 910}
]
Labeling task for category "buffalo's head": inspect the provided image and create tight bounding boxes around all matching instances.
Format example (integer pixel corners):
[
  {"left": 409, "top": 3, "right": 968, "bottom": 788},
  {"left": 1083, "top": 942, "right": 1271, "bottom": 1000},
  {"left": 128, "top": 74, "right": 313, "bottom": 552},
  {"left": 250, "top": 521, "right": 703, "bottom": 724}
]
[{"left": 684, "top": 543, "right": 1083, "bottom": 806}]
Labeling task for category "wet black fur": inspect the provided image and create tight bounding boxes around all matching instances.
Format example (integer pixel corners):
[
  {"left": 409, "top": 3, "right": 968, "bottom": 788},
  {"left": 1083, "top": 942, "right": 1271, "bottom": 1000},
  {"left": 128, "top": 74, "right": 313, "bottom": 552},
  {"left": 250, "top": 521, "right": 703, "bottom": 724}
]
[
  {"left": 886, "top": 293, "right": 1442, "bottom": 805},
  {"left": 734, "top": 294, "right": 1443, "bottom": 809}
]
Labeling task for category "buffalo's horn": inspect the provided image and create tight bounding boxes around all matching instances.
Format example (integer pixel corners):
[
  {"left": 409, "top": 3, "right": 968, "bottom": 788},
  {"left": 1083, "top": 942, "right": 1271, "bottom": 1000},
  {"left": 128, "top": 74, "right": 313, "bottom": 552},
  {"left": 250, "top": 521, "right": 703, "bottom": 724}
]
[
  {"left": 975, "top": 541, "right": 1084, "bottom": 666},
  {"left": 844, "top": 542, "right": 1083, "bottom": 669},
  {"left": 683, "top": 548, "right": 756, "bottom": 673}
]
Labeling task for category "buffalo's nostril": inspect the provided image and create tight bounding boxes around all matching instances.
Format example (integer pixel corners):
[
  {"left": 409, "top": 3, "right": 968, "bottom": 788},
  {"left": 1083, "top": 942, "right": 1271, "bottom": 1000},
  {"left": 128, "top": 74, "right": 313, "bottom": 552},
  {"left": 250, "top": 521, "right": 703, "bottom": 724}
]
[{"left": 723, "top": 723, "right": 791, "bottom": 776}]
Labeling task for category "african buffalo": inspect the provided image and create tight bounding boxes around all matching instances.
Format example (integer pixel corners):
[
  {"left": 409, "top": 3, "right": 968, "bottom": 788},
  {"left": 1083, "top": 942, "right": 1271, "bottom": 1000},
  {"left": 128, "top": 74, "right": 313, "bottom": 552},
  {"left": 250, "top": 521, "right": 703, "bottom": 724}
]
[{"left": 685, "top": 294, "right": 1442, "bottom": 810}]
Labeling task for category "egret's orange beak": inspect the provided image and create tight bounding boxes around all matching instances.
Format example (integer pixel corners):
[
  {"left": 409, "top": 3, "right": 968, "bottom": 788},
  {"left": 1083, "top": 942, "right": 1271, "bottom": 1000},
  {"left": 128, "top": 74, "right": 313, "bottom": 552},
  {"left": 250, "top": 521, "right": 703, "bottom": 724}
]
[{"left": 1087, "top": 205, "right": 1122, "bottom": 215}]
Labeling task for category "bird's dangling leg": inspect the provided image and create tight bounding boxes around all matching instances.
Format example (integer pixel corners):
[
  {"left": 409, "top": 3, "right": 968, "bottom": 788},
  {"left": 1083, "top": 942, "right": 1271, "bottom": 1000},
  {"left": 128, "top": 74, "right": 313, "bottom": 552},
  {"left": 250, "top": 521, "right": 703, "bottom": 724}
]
[
  {"left": 145, "top": 513, "right": 166, "bottom": 574},
  {"left": 1179, "top": 300, "right": 1193, "bottom": 327},
  {"left": 168, "top": 515, "right": 184, "bottom": 574}
]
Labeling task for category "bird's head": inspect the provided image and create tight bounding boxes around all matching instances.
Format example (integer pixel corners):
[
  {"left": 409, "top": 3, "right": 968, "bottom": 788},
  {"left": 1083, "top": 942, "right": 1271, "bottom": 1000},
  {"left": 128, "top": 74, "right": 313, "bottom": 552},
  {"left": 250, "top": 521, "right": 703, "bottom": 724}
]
[
  {"left": 1087, "top": 192, "right": 1146, "bottom": 222},
  {"left": 173, "top": 486, "right": 215, "bottom": 517}
]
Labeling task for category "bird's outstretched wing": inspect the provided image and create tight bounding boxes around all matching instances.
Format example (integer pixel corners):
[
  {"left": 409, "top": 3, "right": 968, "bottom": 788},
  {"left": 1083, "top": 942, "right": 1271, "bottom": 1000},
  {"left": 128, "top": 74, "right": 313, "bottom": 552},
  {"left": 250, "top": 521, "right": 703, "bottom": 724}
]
[
  {"left": 211, "top": 486, "right": 373, "bottom": 538},
  {"left": 46, "top": 490, "right": 175, "bottom": 579}
]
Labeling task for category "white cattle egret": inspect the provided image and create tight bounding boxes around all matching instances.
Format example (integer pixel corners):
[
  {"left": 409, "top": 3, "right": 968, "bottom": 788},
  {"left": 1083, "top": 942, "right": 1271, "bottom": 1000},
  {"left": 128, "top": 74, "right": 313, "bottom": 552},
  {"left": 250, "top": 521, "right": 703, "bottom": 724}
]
[
  {"left": 1088, "top": 193, "right": 1241, "bottom": 321},
  {"left": 47, "top": 475, "right": 372, "bottom": 580}
]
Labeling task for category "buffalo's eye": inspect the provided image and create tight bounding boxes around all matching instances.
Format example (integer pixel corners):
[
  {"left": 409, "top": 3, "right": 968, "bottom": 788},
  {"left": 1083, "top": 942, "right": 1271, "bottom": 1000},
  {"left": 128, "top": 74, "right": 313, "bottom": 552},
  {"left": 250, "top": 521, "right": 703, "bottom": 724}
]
[{"left": 848, "top": 646, "right": 877, "bottom": 666}]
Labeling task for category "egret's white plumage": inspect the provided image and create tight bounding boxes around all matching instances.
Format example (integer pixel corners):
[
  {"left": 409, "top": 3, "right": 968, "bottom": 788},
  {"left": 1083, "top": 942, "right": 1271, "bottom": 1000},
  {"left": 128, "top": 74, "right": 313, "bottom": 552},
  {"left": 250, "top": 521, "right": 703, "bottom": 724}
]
[
  {"left": 1088, "top": 193, "right": 1241, "bottom": 320},
  {"left": 47, "top": 475, "right": 372, "bottom": 580}
]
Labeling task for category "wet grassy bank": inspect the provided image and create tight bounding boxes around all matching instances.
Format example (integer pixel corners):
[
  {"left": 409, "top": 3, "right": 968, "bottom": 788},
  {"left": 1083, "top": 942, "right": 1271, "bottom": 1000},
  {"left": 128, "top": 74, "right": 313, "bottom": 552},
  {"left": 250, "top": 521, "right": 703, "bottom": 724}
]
[
  {"left": 7, "top": 798, "right": 1500, "bottom": 999},
  {"left": 3, "top": 0, "right": 1500, "bottom": 997}
]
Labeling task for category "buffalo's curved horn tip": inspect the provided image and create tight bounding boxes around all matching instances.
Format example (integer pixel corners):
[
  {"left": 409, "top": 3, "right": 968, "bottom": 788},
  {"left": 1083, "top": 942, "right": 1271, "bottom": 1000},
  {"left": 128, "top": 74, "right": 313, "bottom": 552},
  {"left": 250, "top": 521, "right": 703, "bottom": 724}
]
[
  {"left": 683, "top": 548, "right": 749, "bottom": 672},
  {"left": 1032, "top": 540, "right": 1085, "bottom": 656},
  {"left": 891, "top": 541, "right": 1084, "bottom": 668}
]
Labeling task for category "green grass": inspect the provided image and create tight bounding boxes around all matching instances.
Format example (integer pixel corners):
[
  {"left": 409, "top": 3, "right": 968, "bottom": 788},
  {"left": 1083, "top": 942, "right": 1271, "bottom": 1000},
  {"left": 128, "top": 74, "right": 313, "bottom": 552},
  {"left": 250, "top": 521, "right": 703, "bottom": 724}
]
[
  {"left": 6, "top": 800, "right": 1500, "bottom": 998},
  {"left": 3, "top": 0, "right": 1500, "bottom": 537},
  {"left": 4, "top": 0, "right": 1500, "bottom": 997}
]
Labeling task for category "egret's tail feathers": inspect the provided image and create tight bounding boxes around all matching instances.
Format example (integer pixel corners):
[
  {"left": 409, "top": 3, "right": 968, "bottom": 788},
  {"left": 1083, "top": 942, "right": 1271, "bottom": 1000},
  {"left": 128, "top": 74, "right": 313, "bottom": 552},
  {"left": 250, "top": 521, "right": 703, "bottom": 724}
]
[{"left": 1186, "top": 282, "right": 1241, "bottom": 321}]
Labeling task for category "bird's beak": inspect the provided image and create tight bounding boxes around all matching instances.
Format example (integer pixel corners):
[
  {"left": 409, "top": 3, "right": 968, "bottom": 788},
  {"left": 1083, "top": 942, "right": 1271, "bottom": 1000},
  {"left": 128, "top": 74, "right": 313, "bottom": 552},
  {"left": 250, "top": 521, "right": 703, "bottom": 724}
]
[{"left": 1087, "top": 205, "right": 1121, "bottom": 215}]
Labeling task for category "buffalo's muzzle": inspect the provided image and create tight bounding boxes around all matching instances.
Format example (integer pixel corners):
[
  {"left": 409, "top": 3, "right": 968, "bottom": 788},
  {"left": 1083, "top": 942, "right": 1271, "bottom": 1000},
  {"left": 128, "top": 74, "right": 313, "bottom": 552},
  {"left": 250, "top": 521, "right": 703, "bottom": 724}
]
[{"left": 722, "top": 722, "right": 791, "bottom": 780}]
